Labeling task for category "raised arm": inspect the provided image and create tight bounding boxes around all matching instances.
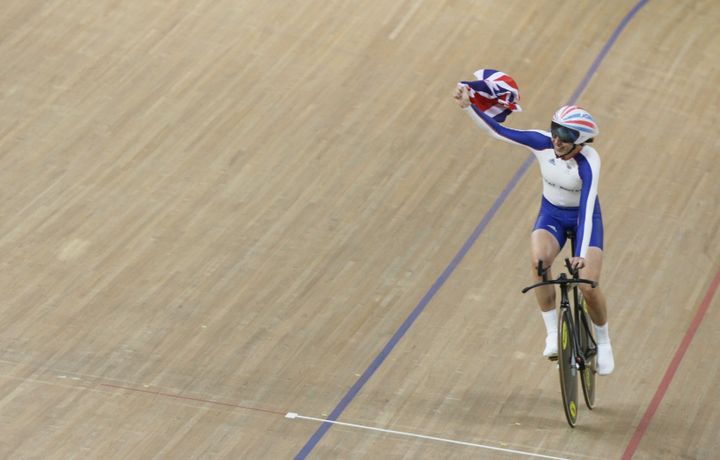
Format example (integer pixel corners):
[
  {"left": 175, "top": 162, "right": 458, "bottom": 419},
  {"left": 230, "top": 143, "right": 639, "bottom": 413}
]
[{"left": 455, "top": 85, "right": 551, "bottom": 151}]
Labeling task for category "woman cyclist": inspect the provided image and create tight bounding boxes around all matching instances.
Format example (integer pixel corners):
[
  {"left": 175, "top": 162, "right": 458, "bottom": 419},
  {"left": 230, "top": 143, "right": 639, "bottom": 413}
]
[{"left": 454, "top": 85, "right": 614, "bottom": 375}]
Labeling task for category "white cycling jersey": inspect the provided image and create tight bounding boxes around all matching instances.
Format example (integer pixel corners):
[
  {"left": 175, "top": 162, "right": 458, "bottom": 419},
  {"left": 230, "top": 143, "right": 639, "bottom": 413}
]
[{"left": 463, "top": 106, "right": 601, "bottom": 257}]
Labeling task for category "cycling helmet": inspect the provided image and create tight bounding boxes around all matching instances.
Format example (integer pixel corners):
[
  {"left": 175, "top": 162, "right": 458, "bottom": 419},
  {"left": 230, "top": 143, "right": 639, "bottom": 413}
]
[{"left": 550, "top": 105, "right": 599, "bottom": 144}]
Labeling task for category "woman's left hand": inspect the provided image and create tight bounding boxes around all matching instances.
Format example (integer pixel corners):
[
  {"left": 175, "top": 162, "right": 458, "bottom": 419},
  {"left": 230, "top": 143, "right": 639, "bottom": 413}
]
[{"left": 570, "top": 257, "right": 586, "bottom": 270}]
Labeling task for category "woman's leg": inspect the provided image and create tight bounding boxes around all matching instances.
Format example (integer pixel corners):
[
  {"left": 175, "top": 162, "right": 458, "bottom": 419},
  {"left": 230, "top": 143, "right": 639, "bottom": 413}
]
[
  {"left": 530, "top": 229, "right": 562, "bottom": 309},
  {"left": 578, "top": 247, "right": 614, "bottom": 375},
  {"left": 578, "top": 247, "right": 607, "bottom": 325},
  {"left": 531, "top": 229, "right": 562, "bottom": 357}
]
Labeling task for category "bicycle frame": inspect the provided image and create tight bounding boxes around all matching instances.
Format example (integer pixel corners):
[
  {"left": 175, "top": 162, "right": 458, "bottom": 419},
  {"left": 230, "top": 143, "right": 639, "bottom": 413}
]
[{"left": 521, "top": 270, "right": 595, "bottom": 362}]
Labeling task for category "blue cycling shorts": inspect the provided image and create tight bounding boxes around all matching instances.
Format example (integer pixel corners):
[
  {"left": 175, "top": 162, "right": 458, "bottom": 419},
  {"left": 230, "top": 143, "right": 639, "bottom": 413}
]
[{"left": 533, "top": 197, "right": 603, "bottom": 254}]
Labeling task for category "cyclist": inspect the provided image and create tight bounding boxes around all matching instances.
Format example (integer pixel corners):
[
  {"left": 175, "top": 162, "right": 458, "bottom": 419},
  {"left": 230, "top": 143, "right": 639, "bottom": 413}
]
[{"left": 454, "top": 85, "right": 614, "bottom": 375}]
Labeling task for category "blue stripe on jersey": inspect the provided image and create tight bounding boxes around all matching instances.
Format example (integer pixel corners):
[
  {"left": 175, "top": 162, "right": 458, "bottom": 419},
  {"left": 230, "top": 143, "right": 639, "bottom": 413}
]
[{"left": 471, "top": 105, "right": 552, "bottom": 151}]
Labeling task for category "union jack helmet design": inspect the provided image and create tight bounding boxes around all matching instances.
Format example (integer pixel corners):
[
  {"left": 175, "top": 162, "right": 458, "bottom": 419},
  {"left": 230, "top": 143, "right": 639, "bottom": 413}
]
[{"left": 551, "top": 105, "right": 599, "bottom": 144}]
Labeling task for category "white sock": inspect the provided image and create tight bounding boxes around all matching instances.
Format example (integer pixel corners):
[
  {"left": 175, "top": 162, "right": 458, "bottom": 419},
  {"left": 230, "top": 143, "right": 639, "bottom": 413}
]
[
  {"left": 594, "top": 322, "right": 611, "bottom": 344},
  {"left": 542, "top": 309, "right": 557, "bottom": 334}
]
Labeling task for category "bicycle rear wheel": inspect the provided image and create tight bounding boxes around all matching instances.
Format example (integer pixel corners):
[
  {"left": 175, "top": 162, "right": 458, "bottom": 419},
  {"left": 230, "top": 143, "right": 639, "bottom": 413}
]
[
  {"left": 577, "top": 294, "right": 597, "bottom": 409},
  {"left": 557, "top": 308, "right": 578, "bottom": 427}
]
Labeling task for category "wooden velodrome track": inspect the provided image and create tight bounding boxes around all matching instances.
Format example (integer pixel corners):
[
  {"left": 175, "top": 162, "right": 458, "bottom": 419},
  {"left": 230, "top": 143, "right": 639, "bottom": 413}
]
[{"left": 1, "top": 0, "right": 719, "bottom": 459}]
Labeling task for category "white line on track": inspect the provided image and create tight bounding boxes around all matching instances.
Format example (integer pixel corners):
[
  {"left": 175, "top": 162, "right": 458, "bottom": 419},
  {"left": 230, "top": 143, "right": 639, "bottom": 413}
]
[{"left": 286, "top": 412, "right": 570, "bottom": 460}]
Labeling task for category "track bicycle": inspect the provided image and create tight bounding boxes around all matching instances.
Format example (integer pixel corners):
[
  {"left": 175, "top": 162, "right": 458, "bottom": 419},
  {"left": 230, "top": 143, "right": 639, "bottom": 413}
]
[{"left": 521, "top": 231, "right": 599, "bottom": 427}]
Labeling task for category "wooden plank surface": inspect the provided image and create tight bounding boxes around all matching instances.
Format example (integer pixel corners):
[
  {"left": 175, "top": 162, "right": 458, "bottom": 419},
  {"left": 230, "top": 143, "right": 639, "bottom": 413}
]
[{"left": 0, "top": 1, "right": 718, "bottom": 458}]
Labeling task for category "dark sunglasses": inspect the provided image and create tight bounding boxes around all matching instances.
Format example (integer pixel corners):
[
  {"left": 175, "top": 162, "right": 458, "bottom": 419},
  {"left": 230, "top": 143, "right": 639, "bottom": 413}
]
[{"left": 550, "top": 122, "right": 579, "bottom": 144}]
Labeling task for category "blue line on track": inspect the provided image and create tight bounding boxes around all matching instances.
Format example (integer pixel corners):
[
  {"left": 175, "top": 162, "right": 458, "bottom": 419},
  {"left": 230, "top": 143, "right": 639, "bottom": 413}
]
[{"left": 295, "top": 1, "right": 649, "bottom": 457}]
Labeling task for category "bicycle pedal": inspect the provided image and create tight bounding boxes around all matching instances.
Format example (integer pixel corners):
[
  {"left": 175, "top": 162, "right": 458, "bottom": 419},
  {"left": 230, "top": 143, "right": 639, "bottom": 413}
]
[{"left": 547, "top": 355, "right": 559, "bottom": 362}]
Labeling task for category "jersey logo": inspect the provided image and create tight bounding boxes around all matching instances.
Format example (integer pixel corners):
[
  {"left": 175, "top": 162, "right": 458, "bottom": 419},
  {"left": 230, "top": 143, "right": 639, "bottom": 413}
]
[{"left": 548, "top": 224, "right": 558, "bottom": 233}]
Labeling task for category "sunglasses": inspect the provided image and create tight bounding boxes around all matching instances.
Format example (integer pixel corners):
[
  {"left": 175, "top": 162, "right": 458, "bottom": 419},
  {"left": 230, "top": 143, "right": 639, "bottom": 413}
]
[{"left": 550, "top": 122, "right": 579, "bottom": 144}]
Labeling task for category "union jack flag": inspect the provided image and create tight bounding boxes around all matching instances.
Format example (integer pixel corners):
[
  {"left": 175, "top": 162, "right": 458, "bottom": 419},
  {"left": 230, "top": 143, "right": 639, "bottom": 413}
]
[{"left": 459, "top": 69, "right": 521, "bottom": 123}]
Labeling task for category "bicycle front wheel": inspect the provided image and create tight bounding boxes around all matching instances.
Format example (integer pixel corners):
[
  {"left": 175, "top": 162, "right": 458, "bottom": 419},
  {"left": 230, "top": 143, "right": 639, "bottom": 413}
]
[{"left": 558, "top": 308, "right": 578, "bottom": 427}]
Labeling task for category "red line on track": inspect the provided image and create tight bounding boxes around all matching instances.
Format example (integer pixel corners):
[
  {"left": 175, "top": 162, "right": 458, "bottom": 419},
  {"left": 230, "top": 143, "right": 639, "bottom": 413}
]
[
  {"left": 100, "top": 383, "right": 286, "bottom": 416},
  {"left": 622, "top": 267, "right": 720, "bottom": 459}
]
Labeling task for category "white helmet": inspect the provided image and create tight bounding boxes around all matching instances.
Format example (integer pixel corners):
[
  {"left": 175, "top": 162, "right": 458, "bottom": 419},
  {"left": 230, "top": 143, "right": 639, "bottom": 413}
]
[{"left": 551, "top": 105, "right": 599, "bottom": 144}]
